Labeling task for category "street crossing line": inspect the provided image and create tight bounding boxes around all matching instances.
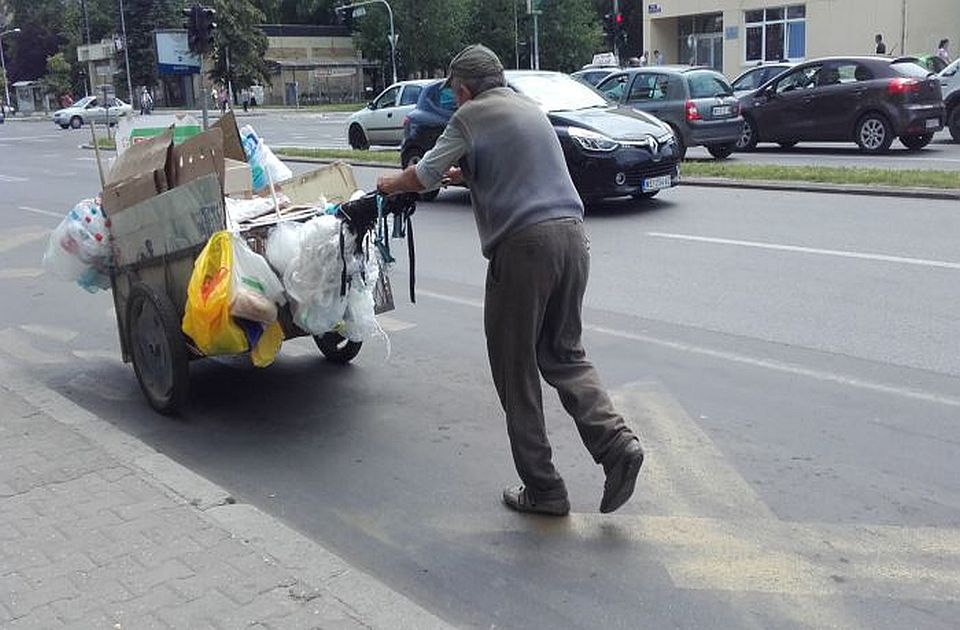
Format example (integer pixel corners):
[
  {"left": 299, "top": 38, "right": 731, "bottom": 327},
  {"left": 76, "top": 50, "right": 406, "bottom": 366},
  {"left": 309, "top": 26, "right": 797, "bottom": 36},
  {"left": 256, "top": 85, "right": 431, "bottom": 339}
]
[
  {"left": 0, "top": 226, "right": 50, "bottom": 254},
  {"left": 0, "top": 328, "right": 67, "bottom": 364},
  {"left": 647, "top": 232, "right": 960, "bottom": 270},
  {"left": 415, "top": 288, "right": 960, "bottom": 408},
  {"left": 0, "top": 174, "right": 28, "bottom": 183},
  {"left": 0, "top": 268, "right": 43, "bottom": 279},
  {"left": 18, "top": 206, "right": 63, "bottom": 219}
]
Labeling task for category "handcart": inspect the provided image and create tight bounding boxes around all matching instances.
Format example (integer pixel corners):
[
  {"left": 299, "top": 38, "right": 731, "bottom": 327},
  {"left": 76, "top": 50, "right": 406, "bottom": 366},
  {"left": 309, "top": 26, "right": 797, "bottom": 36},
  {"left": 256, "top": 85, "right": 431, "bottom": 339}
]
[{"left": 103, "top": 130, "right": 414, "bottom": 415}]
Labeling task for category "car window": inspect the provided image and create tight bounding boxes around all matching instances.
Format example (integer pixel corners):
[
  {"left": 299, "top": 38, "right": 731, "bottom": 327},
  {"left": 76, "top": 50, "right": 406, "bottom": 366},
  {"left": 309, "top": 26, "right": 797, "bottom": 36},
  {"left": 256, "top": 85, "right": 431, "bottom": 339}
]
[
  {"left": 775, "top": 65, "right": 822, "bottom": 93},
  {"left": 399, "top": 85, "right": 421, "bottom": 106},
  {"left": 375, "top": 86, "right": 400, "bottom": 109},
  {"left": 430, "top": 86, "right": 457, "bottom": 112},
  {"left": 628, "top": 74, "right": 672, "bottom": 101},
  {"left": 733, "top": 69, "right": 763, "bottom": 91},
  {"left": 892, "top": 61, "right": 933, "bottom": 78},
  {"left": 829, "top": 63, "right": 874, "bottom": 84},
  {"left": 687, "top": 71, "right": 734, "bottom": 98},
  {"left": 597, "top": 73, "right": 629, "bottom": 101}
]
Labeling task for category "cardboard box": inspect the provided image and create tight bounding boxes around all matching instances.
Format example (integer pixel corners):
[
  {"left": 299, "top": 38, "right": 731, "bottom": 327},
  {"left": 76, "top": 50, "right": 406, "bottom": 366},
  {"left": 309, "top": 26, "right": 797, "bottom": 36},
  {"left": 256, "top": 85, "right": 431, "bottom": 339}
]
[
  {"left": 101, "top": 172, "right": 169, "bottom": 217},
  {"left": 169, "top": 127, "right": 225, "bottom": 190},
  {"left": 282, "top": 161, "right": 359, "bottom": 206},
  {"left": 211, "top": 111, "right": 247, "bottom": 163},
  {"left": 102, "top": 127, "right": 174, "bottom": 216},
  {"left": 223, "top": 158, "right": 253, "bottom": 198}
]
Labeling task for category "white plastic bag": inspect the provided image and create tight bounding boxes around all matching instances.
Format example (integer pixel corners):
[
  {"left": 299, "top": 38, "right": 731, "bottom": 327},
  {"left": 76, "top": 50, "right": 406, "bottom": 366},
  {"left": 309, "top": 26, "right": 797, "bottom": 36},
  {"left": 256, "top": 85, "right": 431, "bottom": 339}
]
[
  {"left": 230, "top": 234, "right": 285, "bottom": 324},
  {"left": 42, "top": 198, "right": 112, "bottom": 292},
  {"left": 239, "top": 124, "right": 293, "bottom": 193},
  {"left": 265, "top": 221, "right": 303, "bottom": 277},
  {"left": 282, "top": 215, "right": 351, "bottom": 334}
]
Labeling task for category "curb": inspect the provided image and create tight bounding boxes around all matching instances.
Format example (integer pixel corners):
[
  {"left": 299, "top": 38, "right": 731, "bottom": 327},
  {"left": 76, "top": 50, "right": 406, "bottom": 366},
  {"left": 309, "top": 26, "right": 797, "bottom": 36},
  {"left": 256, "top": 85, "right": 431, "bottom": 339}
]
[
  {"left": 274, "top": 155, "right": 960, "bottom": 201},
  {"left": 0, "top": 358, "right": 456, "bottom": 630}
]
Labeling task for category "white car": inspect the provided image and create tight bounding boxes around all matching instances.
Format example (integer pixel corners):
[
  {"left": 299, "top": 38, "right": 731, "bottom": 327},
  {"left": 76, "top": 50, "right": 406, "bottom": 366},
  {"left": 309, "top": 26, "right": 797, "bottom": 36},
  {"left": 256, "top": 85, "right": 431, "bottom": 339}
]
[
  {"left": 52, "top": 96, "right": 133, "bottom": 129},
  {"left": 940, "top": 59, "right": 960, "bottom": 141},
  {"left": 347, "top": 80, "right": 433, "bottom": 149}
]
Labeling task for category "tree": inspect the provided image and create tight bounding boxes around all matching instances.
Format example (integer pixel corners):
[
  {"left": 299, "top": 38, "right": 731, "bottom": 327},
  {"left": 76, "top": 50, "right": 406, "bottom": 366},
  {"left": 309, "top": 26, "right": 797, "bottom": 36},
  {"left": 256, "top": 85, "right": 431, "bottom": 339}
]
[
  {"left": 42, "top": 51, "right": 73, "bottom": 97},
  {"left": 207, "top": 0, "right": 269, "bottom": 93},
  {"left": 5, "top": 0, "right": 65, "bottom": 84},
  {"left": 255, "top": 0, "right": 337, "bottom": 24},
  {"left": 465, "top": 0, "right": 521, "bottom": 70},
  {"left": 537, "top": 0, "right": 602, "bottom": 72},
  {"left": 120, "top": 0, "right": 184, "bottom": 98}
]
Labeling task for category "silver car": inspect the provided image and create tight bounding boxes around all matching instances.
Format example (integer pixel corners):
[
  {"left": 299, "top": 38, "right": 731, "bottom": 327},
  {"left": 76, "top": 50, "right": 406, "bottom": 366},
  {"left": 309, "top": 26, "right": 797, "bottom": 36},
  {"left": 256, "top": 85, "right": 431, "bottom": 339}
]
[
  {"left": 940, "top": 59, "right": 960, "bottom": 141},
  {"left": 346, "top": 80, "right": 432, "bottom": 149},
  {"left": 52, "top": 96, "right": 133, "bottom": 129}
]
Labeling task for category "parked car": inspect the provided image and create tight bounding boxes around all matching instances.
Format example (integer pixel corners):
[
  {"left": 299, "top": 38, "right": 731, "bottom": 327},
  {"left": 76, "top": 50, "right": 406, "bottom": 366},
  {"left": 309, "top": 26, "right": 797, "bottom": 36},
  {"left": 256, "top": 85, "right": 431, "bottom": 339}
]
[
  {"left": 732, "top": 62, "right": 794, "bottom": 96},
  {"left": 572, "top": 66, "right": 620, "bottom": 87},
  {"left": 911, "top": 54, "right": 949, "bottom": 75},
  {"left": 940, "top": 58, "right": 960, "bottom": 141},
  {"left": 737, "top": 56, "right": 945, "bottom": 153},
  {"left": 346, "top": 80, "right": 433, "bottom": 149},
  {"left": 401, "top": 72, "right": 681, "bottom": 203},
  {"left": 52, "top": 96, "right": 132, "bottom": 129}
]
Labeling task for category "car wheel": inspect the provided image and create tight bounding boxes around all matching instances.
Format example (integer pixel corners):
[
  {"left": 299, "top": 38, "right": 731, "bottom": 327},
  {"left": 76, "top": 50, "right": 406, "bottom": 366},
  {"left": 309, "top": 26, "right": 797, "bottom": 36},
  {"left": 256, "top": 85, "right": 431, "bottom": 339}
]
[
  {"left": 900, "top": 133, "right": 933, "bottom": 151},
  {"left": 947, "top": 105, "right": 959, "bottom": 142},
  {"left": 778, "top": 141, "right": 798, "bottom": 149},
  {"left": 706, "top": 143, "right": 736, "bottom": 160},
  {"left": 69, "top": 116, "right": 83, "bottom": 129},
  {"left": 736, "top": 117, "right": 758, "bottom": 151},
  {"left": 348, "top": 124, "right": 369, "bottom": 150},
  {"left": 668, "top": 125, "right": 687, "bottom": 160},
  {"left": 401, "top": 147, "right": 440, "bottom": 201},
  {"left": 855, "top": 113, "right": 893, "bottom": 153}
]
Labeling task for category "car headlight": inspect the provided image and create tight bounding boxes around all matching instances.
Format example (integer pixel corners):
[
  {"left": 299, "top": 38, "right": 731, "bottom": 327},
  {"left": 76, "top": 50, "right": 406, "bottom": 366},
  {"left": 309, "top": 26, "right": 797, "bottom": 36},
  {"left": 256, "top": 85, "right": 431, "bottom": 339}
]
[
  {"left": 657, "top": 132, "right": 674, "bottom": 144},
  {"left": 568, "top": 127, "right": 619, "bottom": 152}
]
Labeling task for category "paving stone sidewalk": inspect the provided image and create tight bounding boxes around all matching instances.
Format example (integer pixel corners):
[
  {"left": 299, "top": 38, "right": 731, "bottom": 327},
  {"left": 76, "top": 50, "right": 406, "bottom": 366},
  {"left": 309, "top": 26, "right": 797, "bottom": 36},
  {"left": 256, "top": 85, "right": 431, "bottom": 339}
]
[{"left": 0, "top": 372, "right": 455, "bottom": 630}]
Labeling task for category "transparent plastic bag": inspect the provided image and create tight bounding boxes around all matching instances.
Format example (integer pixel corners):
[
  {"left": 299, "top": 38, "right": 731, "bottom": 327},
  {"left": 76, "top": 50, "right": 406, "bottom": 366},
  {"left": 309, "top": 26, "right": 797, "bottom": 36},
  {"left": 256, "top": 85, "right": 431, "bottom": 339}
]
[
  {"left": 42, "top": 198, "right": 112, "bottom": 292},
  {"left": 239, "top": 124, "right": 293, "bottom": 193},
  {"left": 230, "top": 234, "right": 285, "bottom": 324},
  {"left": 265, "top": 221, "right": 303, "bottom": 277}
]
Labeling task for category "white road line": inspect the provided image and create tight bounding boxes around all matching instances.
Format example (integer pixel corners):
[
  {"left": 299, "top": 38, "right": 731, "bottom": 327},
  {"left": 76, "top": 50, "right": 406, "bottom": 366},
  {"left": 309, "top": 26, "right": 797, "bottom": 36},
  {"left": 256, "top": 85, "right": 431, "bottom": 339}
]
[
  {"left": 0, "top": 134, "right": 61, "bottom": 142},
  {"left": 0, "top": 268, "right": 43, "bottom": 279},
  {"left": 20, "top": 324, "right": 78, "bottom": 343},
  {"left": 18, "top": 205, "right": 63, "bottom": 218},
  {"left": 0, "top": 227, "right": 50, "bottom": 254},
  {"left": 415, "top": 289, "right": 960, "bottom": 408},
  {"left": 0, "top": 174, "right": 28, "bottom": 183},
  {"left": 647, "top": 232, "right": 960, "bottom": 270}
]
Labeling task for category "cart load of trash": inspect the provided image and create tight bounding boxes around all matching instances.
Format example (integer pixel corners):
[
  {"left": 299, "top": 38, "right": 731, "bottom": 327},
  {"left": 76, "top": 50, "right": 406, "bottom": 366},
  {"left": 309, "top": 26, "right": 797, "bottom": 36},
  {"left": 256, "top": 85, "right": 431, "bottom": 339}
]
[{"left": 41, "top": 111, "right": 416, "bottom": 370}]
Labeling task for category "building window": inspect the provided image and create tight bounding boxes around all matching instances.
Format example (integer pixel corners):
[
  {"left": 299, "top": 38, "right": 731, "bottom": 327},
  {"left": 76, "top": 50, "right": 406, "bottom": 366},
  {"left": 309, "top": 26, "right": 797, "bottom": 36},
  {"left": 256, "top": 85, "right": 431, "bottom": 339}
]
[{"left": 745, "top": 4, "right": 805, "bottom": 63}]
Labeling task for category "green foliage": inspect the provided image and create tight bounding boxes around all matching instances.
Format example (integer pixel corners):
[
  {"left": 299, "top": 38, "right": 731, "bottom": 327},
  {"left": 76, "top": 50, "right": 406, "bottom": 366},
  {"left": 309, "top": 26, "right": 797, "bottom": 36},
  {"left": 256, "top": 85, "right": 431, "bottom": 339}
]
[
  {"left": 121, "top": 0, "right": 185, "bottom": 99},
  {"left": 208, "top": 0, "right": 270, "bottom": 91},
  {"left": 536, "top": 0, "right": 602, "bottom": 73},
  {"left": 42, "top": 51, "right": 72, "bottom": 96},
  {"left": 256, "top": 0, "right": 337, "bottom": 24}
]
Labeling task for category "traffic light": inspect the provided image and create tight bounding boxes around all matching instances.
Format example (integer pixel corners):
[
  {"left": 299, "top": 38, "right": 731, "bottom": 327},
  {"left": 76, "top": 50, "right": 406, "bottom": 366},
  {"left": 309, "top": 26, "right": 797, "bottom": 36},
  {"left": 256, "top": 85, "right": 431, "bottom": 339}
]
[
  {"left": 602, "top": 13, "right": 615, "bottom": 47},
  {"left": 183, "top": 4, "right": 217, "bottom": 55}
]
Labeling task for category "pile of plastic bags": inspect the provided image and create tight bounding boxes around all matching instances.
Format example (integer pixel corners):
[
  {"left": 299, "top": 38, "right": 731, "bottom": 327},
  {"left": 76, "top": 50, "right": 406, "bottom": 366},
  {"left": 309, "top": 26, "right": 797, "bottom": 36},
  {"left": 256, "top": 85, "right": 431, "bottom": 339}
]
[
  {"left": 240, "top": 124, "right": 292, "bottom": 194},
  {"left": 41, "top": 198, "right": 112, "bottom": 293}
]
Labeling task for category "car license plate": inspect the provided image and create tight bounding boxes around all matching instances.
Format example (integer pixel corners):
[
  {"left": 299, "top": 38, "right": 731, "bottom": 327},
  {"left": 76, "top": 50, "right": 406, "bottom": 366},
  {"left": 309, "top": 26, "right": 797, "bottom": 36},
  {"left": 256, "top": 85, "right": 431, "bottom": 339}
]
[
  {"left": 642, "top": 175, "right": 673, "bottom": 192},
  {"left": 925, "top": 118, "right": 940, "bottom": 129},
  {"left": 712, "top": 105, "right": 732, "bottom": 117}
]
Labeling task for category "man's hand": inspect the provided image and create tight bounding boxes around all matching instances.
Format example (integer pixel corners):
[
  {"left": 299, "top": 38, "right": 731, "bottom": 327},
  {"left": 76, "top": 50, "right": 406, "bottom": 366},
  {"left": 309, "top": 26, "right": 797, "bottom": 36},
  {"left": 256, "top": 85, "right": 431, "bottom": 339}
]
[
  {"left": 441, "top": 166, "right": 463, "bottom": 187},
  {"left": 377, "top": 165, "right": 425, "bottom": 196}
]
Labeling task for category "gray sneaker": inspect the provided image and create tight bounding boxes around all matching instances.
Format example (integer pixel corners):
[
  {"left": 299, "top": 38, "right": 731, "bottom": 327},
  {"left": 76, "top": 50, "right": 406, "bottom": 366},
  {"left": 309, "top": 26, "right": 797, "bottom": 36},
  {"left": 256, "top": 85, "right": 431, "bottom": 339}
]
[{"left": 502, "top": 485, "right": 570, "bottom": 516}]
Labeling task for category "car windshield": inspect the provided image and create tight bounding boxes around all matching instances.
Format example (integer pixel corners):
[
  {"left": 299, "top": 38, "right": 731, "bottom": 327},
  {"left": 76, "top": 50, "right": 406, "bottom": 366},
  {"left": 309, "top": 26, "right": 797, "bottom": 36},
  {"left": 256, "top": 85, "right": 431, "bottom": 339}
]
[
  {"left": 508, "top": 73, "right": 610, "bottom": 111},
  {"left": 73, "top": 96, "right": 96, "bottom": 109},
  {"left": 891, "top": 61, "right": 933, "bottom": 78},
  {"left": 687, "top": 71, "right": 734, "bottom": 98},
  {"left": 733, "top": 70, "right": 762, "bottom": 91}
]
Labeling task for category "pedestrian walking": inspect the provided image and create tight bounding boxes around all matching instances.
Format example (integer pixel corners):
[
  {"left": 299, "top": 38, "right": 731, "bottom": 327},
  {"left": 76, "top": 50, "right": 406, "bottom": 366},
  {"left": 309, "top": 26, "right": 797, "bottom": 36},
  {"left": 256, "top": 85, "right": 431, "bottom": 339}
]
[
  {"left": 654, "top": 49, "right": 665, "bottom": 65},
  {"left": 376, "top": 44, "right": 644, "bottom": 517},
  {"left": 218, "top": 87, "right": 228, "bottom": 114},
  {"left": 139, "top": 87, "right": 153, "bottom": 115},
  {"left": 241, "top": 87, "right": 251, "bottom": 113},
  {"left": 875, "top": 33, "right": 887, "bottom": 55},
  {"left": 938, "top": 38, "right": 951, "bottom": 63}
]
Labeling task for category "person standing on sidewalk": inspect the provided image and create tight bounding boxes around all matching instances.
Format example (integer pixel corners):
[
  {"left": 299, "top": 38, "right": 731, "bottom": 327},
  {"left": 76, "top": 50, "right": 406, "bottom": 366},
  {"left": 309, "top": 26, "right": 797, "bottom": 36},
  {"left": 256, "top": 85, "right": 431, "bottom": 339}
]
[{"left": 376, "top": 44, "right": 644, "bottom": 516}]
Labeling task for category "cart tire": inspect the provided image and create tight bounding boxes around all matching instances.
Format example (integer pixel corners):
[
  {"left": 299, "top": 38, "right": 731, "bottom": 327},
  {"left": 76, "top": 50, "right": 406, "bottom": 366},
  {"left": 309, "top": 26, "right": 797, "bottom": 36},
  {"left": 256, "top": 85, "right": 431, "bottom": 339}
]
[
  {"left": 314, "top": 332, "right": 362, "bottom": 364},
  {"left": 127, "top": 283, "right": 189, "bottom": 415}
]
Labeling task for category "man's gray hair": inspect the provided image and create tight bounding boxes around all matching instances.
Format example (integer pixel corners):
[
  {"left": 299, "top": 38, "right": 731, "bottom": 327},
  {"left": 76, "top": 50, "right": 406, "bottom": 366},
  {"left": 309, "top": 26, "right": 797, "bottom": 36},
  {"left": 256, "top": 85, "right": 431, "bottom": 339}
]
[{"left": 445, "top": 44, "right": 506, "bottom": 96}]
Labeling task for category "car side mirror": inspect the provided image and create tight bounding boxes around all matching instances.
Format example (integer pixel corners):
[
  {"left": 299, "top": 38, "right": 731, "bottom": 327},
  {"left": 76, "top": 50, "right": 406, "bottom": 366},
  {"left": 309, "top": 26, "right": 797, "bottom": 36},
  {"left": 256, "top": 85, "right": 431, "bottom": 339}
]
[{"left": 367, "top": 101, "right": 375, "bottom": 109}]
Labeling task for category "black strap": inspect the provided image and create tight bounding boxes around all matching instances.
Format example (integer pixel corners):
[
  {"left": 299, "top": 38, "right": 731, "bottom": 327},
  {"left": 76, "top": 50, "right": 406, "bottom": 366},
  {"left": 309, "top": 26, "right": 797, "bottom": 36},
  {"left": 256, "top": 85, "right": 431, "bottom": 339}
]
[
  {"left": 406, "top": 213, "right": 415, "bottom": 303},
  {"left": 339, "top": 221, "right": 347, "bottom": 297}
]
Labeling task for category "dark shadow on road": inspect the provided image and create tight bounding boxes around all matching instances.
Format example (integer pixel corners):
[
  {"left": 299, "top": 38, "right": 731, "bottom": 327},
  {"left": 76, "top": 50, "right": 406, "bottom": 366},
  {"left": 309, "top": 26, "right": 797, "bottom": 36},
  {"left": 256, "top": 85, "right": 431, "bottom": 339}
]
[{"left": 585, "top": 195, "right": 676, "bottom": 218}]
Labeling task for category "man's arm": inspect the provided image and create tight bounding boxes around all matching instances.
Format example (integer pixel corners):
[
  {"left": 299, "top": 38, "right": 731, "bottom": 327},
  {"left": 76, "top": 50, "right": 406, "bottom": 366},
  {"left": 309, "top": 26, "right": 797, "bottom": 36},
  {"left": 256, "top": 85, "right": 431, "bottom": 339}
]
[{"left": 377, "top": 122, "right": 467, "bottom": 195}]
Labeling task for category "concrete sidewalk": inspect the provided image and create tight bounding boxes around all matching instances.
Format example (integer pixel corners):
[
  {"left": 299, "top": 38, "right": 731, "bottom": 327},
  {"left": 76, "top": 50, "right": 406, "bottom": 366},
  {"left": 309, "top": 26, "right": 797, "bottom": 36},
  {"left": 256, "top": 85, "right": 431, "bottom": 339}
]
[{"left": 0, "top": 361, "right": 455, "bottom": 630}]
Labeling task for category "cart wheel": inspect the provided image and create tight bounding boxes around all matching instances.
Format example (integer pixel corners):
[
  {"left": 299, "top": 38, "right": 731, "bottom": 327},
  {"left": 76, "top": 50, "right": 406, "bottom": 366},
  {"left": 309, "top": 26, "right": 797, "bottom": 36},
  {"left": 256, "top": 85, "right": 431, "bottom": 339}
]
[
  {"left": 127, "top": 283, "right": 189, "bottom": 415},
  {"left": 314, "top": 332, "right": 362, "bottom": 364}
]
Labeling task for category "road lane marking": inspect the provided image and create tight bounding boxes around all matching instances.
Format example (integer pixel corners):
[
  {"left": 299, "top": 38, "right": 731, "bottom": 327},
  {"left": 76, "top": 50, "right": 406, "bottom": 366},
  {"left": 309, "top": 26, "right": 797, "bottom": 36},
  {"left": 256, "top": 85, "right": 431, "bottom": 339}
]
[
  {"left": 0, "top": 226, "right": 50, "bottom": 254},
  {"left": 377, "top": 315, "right": 416, "bottom": 332},
  {"left": 612, "top": 382, "right": 775, "bottom": 520},
  {"left": 0, "top": 268, "right": 43, "bottom": 279},
  {"left": 647, "top": 232, "right": 960, "bottom": 270},
  {"left": 0, "top": 174, "right": 28, "bottom": 183},
  {"left": 19, "top": 324, "right": 78, "bottom": 343},
  {"left": 0, "top": 328, "right": 67, "bottom": 364},
  {"left": 0, "top": 134, "right": 61, "bottom": 142},
  {"left": 72, "top": 349, "right": 121, "bottom": 362},
  {"left": 17, "top": 206, "right": 62, "bottom": 218},
  {"left": 415, "top": 289, "right": 960, "bottom": 408}
]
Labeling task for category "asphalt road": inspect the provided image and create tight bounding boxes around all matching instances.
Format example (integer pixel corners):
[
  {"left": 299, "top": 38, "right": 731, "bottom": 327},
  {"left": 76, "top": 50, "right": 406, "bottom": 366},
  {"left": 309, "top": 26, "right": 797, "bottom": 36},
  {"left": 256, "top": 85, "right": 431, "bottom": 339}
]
[{"left": 2, "top": 126, "right": 959, "bottom": 629}]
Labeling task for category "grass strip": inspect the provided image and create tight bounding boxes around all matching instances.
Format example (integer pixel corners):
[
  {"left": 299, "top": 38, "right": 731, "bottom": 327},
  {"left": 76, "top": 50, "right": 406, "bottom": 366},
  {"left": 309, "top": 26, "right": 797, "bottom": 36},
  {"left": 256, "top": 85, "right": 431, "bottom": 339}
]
[
  {"left": 275, "top": 147, "right": 401, "bottom": 165},
  {"left": 260, "top": 103, "right": 365, "bottom": 113},
  {"left": 94, "top": 136, "right": 117, "bottom": 150},
  {"left": 683, "top": 161, "right": 960, "bottom": 190}
]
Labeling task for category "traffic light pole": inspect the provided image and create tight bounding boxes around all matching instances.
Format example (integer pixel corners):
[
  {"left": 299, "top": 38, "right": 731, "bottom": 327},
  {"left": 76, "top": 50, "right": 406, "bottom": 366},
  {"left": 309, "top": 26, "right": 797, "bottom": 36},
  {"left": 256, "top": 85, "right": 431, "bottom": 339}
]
[
  {"left": 612, "top": 0, "right": 620, "bottom": 63},
  {"left": 337, "top": 0, "right": 397, "bottom": 85},
  {"left": 200, "top": 55, "right": 209, "bottom": 129}
]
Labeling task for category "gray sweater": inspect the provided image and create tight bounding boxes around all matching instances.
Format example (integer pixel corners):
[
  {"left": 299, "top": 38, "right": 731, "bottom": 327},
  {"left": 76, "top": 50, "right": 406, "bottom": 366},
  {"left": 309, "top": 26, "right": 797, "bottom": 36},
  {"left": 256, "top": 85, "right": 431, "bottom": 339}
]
[{"left": 416, "top": 87, "right": 583, "bottom": 259}]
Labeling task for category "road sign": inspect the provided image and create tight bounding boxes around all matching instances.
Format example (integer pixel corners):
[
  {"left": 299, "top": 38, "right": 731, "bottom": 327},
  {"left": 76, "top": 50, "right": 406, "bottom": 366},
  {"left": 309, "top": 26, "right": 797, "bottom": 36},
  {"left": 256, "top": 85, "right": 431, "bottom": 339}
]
[{"left": 353, "top": 7, "right": 366, "bottom": 17}]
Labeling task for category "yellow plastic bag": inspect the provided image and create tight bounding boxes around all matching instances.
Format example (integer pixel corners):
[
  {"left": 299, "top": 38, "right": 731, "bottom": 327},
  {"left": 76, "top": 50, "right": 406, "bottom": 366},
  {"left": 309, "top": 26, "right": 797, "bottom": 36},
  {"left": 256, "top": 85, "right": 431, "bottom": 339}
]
[
  {"left": 182, "top": 231, "right": 249, "bottom": 355},
  {"left": 251, "top": 320, "right": 284, "bottom": 367}
]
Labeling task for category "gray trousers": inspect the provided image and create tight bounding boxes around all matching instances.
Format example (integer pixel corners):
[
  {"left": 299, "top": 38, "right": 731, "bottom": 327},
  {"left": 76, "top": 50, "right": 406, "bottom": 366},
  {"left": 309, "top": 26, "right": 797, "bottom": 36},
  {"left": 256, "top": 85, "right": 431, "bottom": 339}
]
[{"left": 484, "top": 218, "right": 635, "bottom": 500}]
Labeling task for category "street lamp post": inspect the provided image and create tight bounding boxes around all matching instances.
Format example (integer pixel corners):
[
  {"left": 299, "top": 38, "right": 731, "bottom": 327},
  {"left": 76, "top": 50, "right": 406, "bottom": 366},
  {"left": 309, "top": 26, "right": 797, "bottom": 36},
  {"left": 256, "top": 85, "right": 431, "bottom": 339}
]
[
  {"left": 118, "top": 0, "right": 133, "bottom": 103},
  {"left": 336, "top": 0, "right": 397, "bottom": 85},
  {"left": 0, "top": 28, "right": 21, "bottom": 112}
]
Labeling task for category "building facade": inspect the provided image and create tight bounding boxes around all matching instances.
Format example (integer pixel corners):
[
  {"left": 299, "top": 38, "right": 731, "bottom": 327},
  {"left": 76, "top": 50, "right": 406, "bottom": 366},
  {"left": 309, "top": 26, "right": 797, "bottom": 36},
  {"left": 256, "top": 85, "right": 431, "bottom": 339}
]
[{"left": 642, "top": 0, "right": 959, "bottom": 78}]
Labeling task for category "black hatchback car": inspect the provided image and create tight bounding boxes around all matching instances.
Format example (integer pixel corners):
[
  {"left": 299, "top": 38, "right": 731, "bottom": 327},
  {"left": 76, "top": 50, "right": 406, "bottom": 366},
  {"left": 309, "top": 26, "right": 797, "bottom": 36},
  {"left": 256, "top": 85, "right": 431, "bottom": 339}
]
[
  {"left": 737, "top": 56, "right": 945, "bottom": 153},
  {"left": 401, "top": 71, "right": 681, "bottom": 202},
  {"left": 596, "top": 66, "right": 743, "bottom": 159}
]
